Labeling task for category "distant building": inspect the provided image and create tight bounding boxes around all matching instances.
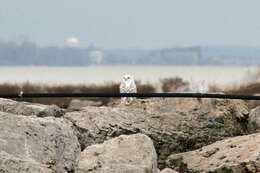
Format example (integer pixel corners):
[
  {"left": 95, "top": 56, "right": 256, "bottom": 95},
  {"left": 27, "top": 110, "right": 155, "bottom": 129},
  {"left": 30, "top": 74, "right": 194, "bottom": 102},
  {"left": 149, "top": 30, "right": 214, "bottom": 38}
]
[
  {"left": 151, "top": 46, "right": 201, "bottom": 65},
  {"left": 66, "top": 37, "right": 79, "bottom": 47},
  {"left": 89, "top": 50, "right": 103, "bottom": 64}
]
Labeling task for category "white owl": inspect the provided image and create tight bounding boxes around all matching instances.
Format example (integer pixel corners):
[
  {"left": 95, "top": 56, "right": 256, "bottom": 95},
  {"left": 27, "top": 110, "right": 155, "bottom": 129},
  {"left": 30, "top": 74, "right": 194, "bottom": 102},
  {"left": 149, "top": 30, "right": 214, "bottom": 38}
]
[{"left": 120, "top": 74, "right": 137, "bottom": 105}]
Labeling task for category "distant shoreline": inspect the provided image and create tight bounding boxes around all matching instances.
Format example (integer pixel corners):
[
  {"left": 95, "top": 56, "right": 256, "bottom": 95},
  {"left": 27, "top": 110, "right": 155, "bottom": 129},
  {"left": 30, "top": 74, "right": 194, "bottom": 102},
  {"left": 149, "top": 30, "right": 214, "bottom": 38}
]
[{"left": 0, "top": 64, "right": 258, "bottom": 67}]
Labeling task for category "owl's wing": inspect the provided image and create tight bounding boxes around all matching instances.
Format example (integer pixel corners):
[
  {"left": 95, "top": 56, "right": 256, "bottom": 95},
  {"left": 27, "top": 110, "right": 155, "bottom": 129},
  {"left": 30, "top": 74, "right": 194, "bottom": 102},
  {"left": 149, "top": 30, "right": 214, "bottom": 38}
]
[
  {"left": 129, "top": 82, "right": 137, "bottom": 93},
  {"left": 120, "top": 82, "right": 127, "bottom": 93}
]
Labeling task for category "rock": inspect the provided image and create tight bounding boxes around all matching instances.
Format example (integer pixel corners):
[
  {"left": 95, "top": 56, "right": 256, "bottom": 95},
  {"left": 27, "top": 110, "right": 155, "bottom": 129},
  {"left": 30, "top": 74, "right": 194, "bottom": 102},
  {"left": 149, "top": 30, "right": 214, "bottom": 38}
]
[
  {"left": 0, "top": 112, "right": 80, "bottom": 173},
  {"left": 65, "top": 97, "right": 249, "bottom": 169},
  {"left": 166, "top": 133, "right": 260, "bottom": 173},
  {"left": 160, "top": 168, "right": 178, "bottom": 173},
  {"left": 248, "top": 106, "right": 260, "bottom": 133},
  {"left": 37, "top": 104, "right": 65, "bottom": 118},
  {"left": 75, "top": 133, "right": 157, "bottom": 173},
  {"left": 67, "top": 99, "right": 102, "bottom": 111},
  {"left": 247, "top": 93, "right": 260, "bottom": 110},
  {"left": 0, "top": 98, "right": 65, "bottom": 117},
  {"left": 0, "top": 152, "right": 52, "bottom": 173}
]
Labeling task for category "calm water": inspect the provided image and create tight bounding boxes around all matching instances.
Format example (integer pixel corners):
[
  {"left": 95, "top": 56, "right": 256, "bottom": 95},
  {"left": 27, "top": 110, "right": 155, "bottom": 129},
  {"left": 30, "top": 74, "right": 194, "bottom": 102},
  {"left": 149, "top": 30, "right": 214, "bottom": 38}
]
[{"left": 0, "top": 65, "right": 257, "bottom": 88}]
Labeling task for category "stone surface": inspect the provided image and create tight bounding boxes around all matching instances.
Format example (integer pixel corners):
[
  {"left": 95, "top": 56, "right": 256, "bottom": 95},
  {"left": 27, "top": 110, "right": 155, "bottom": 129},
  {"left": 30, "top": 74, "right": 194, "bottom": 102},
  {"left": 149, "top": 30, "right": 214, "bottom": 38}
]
[
  {"left": 75, "top": 133, "right": 157, "bottom": 173},
  {"left": 67, "top": 99, "right": 102, "bottom": 111},
  {"left": 248, "top": 106, "right": 260, "bottom": 133},
  {"left": 0, "top": 97, "right": 250, "bottom": 171},
  {"left": 247, "top": 93, "right": 260, "bottom": 109},
  {"left": 166, "top": 133, "right": 260, "bottom": 173},
  {"left": 160, "top": 168, "right": 178, "bottom": 173},
  {"left": 0, "top": 152, "right": 52, "bottom": 173},
  {"left": 0, "top": 98, "right": 65, "bottom": 117},
  {"left": 0, "top": 112, "right": 81, "bottom": 173},
  {"left": 65, "top": 97, "right": 249, "bottom": 169}
]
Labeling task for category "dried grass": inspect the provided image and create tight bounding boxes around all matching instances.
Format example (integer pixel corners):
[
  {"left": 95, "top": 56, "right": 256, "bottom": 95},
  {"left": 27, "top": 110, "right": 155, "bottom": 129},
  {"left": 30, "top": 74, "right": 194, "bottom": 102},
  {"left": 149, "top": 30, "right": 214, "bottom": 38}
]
[
  {"left": 160, "top": 77, "right": 189, "bottom": 92},
  {"left": 1, "top": 73, "right": 260, "bottom": 109}
]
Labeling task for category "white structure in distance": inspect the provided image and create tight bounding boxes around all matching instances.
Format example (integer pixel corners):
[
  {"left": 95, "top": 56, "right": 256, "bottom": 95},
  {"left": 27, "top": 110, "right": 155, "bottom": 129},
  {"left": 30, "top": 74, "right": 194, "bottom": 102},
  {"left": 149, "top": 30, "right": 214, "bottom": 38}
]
[
  {"left": 66, "top": 37, "right": 79, "bottom": 47},
  {"left": 89, "top": 50, "right": 103, "bottom": 64}
]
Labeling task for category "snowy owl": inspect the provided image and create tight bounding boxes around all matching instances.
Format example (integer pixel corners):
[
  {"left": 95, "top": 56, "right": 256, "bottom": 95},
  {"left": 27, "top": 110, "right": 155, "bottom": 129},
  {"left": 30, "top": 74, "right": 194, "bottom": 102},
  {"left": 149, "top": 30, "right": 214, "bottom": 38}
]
[{"left": 120, "top": 74, "right": 137, "bottom": 105}]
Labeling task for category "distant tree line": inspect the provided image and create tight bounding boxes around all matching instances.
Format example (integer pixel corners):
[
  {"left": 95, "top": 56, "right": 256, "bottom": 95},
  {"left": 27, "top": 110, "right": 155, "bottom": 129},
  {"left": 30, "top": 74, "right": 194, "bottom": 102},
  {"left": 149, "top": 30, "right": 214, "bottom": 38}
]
[{"left": 0, "top": 39, "right": 260, "bottom": 66}]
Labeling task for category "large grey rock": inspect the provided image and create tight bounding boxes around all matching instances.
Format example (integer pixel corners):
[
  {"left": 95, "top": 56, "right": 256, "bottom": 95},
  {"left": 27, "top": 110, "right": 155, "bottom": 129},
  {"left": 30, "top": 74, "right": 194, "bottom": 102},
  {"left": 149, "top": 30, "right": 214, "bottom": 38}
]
[
  {"left": 68, "top": 99, "right": 102, "bottom": 111},
  {"left": 0, "top": 112, "right": 81, "bottom": 173},
  {"left": 248, "top": 106, "right": 260, "bottom": 133},
  {"left": 0, "top": 98, "right": 65, "bottom": 117},
  {"left": 37, "top": 104, "right": 65, "bottom": 118},
  {"left": 166, "top": 133, "right": 260, "bottom": 173},
  {"left": 160, "top": 168, "right": 178, "bottom": 173},
  {"left": 75, "top": 133, "right": 157, "bottom": 173},
  {"left": 247, "top": 93, "right": 260, "bottom": 110},
  {"left": 0, "top": 152, "right": 52, "bottom": 173},
  {"left": 65, "top": 98, "right": 249, "bottom": 169}
]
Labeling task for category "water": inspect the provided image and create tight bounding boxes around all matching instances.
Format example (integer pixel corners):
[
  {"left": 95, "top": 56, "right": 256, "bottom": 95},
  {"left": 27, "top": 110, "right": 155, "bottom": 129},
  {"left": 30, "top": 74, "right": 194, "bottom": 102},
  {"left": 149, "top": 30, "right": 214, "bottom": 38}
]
[{"left": 0, "top": 66, "right": 257, "bottom": 88}]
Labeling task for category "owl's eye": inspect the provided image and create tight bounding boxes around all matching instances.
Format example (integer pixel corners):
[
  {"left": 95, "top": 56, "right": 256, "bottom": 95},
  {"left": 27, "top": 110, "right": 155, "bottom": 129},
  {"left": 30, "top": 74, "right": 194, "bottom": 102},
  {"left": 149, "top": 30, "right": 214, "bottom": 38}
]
[{"left": 127, "top": 77, "right": 130, "bottom": 79}]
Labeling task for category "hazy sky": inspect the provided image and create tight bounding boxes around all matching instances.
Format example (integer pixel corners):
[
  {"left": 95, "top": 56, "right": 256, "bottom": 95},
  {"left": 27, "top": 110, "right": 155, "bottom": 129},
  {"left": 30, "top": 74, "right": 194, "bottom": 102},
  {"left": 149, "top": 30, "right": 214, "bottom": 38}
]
[{"left": 1, "top": 0, "right": 260, "bottom": 49}]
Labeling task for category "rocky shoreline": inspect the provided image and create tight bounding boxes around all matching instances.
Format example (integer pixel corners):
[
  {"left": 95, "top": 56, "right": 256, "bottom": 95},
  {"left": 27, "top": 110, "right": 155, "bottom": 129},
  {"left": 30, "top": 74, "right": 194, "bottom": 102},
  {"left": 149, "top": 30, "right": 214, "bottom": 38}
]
[{"left": 0, "top": 97, "right": 259, "bottom": 173}]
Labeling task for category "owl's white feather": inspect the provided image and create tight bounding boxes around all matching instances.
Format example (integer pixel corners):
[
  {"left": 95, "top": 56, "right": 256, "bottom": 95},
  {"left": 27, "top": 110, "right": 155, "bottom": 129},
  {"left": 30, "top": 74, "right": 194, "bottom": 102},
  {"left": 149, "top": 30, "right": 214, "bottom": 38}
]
[{"left": 120, "top": 74, "right": 137, "bottom": 105}]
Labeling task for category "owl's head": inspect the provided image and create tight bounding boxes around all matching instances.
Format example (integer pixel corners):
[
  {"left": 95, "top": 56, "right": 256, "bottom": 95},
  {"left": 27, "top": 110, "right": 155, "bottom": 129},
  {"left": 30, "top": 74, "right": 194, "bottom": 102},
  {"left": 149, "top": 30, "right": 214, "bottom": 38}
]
[
  {"left": 123, "top": 74, "right": 133, "bottom": 82},
  {"left": 122, "top": 74, "right": 134, "bottom": 86}
]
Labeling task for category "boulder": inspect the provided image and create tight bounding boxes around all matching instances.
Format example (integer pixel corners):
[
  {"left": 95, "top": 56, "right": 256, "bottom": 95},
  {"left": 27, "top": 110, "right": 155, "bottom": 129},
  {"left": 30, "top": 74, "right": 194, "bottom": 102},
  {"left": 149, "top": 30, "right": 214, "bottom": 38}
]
[
  {"left": 248, "top": 106, "right": 260, "bottom": 133},
  {"left": 0, "top": 112, "right": 81, "bottom": 173},
  {"left": 67, "top": 99, "right": 102, "bottom": 111},
  {"left": 160, "top": 168, "right": 178, "bottom": 173},
  {"left": 0, "top": 152, "right": 52, "bottom": 173},
  {"left": 0, "top": 98, "right": 65, "bottom": 117},
  {"left": 166, "top": 133, "right": 260, "bottom": 173},
  {"left": 37, "top": 104, "right": 65, "bottom": 118},
  {"left": 65, "top": 97, "right": 249, "bottom": 169},
  {"left": 247, "top": 93, "right": 260, "bottom": 110},
  {"left": 75, "top": 133, "right": 157, "bottom": 173}
]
